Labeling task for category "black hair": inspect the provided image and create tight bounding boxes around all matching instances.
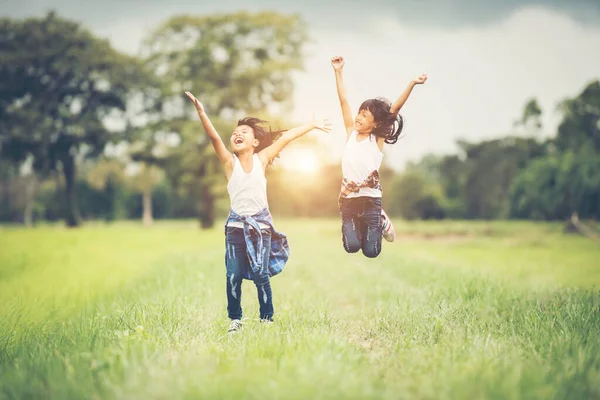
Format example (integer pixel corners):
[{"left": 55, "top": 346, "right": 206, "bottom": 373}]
[
  {"left": 358, "top": 97, "right": 405, "bottom": 144},
  {"left": 236, "top": 117, "right": 285, "bottom": 162}
]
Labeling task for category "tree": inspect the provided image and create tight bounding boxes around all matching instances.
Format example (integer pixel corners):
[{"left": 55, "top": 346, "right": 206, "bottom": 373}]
[
  {"left": 402, "top": 136, "right": 547, "bottom": 220},
  {"left": 0, "top": 12, "right": 153, "bottom": 226},
  {"left": 388, "top": 170, "right": 445, "bottom": 220},
  {"left": 555, "top": 81, "right": 600, "bottom": 154},
  {"left": 143, "top": 12, "right": 307, "bottom": 119},
  {"left": 461, "top": 138, "right": 545, "bottom": 218},
  {"left": 0, "top": 157, "right": 40, "bottom": 225},
  {"left": 141, "top": 11, "right": 307, "bottom": 228},
  {"left": 126, "top": 129, "right": 174, "bottom": 226},
  {"left": 126, "top": 163, "right": 165, "bottom": 226},
  {"left": 436, "top": 155, "right": 468, "bottom": 218},
  {"left": 510, "top": 81, "right": 600, "bottom": 221},
  {"left": 515, "top": 98, "right": 543, "bottom": 135},
  {"left": 85, "top": 158, "right": 128, "bottom": 221},
  {"left": 510, "top": 152, "right": 600, "bottom": 220}
]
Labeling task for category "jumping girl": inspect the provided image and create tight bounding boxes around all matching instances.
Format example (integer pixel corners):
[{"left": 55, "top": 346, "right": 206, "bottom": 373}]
[
  {"left": 185, "top": 91, "right": 332, "bottom": 332},
  {"left": 331, "top": 55, "right": 427, "bottom": 258}
]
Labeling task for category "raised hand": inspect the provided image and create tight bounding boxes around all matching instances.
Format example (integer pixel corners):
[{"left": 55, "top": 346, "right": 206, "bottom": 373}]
[
  {"left": 413, "top": 73, "right": 428, "bottom": 85},
  {"left": 184, "top": 91, "right": 205, "bottom": 115},
  {"left": 331, "top": 56, "right": 345, "bottom": 71},
  {"left": 314, "top": 118, "right": 333, "bottom": 133}
]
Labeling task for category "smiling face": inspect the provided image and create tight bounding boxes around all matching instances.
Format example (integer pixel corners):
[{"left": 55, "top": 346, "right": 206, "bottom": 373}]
[
  {"left": 356, "top": 98, "right": 395, "bottom": 137},
  {"left": 354, "top": 109, "right": 377, "bottom": 134},
  {"left": 230, "top": 124, "right": 260, "bottom": 153}
]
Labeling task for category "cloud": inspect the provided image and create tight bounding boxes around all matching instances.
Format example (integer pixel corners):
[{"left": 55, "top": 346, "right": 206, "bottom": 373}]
[
  {"left": 2, "top": 0, "right": 600, "bottom": 29},
  {"left": 327, "top": 0, "right": 600, "bottom": 28},
  {"left": 290, "top": 7, "right": 600, "bottom": 169},
  {"left": 2, "top": 1, "right": 599, "bottom": 170}
]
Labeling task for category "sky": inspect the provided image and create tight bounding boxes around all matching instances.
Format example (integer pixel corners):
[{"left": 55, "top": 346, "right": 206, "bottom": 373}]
[{"left": 2, "top": 0, "right": 600, "bottom": 169}]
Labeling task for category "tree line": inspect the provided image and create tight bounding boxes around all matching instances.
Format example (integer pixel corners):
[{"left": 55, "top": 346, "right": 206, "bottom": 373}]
[{"left": 0, "top": 12, "right": 598, "bottom": 227}]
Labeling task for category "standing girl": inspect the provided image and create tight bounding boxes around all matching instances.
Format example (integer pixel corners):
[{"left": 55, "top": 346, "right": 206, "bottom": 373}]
[
  {"left": 331, "top": 55, "right": 427, "bottom": 258},
  {"left": 185, "top": 91, "right": 332, "bottom": 333}
]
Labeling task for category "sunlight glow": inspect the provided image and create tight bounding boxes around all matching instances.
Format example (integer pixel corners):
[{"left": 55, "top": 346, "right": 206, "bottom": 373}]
[{"left": 280, "top": 148, "right": 321, "bottom": 173}]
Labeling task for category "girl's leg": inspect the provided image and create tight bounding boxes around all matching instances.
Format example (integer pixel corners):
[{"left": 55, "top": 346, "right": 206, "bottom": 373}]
[
  {"left": 252, "top": 229, "right": 274, "bottom": 320},
  {"left": 341, "top": 198, "right": 361, "bottom": 253},
  {"left": 225, "top": 227, "right": 250, "bottom": 320},
  {"left": 360, "top": 197, "right": 383, "bottom": 258},
  {"left": 381, "top": 208, "right": 396, "bottom": 242}
]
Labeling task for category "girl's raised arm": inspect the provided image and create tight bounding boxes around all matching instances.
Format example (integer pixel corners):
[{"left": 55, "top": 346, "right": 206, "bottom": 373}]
[
  {"left": 390, "top": 73, "right": 428, "bottom": 114},
  {"left": 185, "top": 91, "right": 234, "bottom": 171},
  {"left": 258, "top": 119, "right": 332, "bottom": 166},
  {"left": 331, "top": 56, "right": 355, "bottom": 138}
]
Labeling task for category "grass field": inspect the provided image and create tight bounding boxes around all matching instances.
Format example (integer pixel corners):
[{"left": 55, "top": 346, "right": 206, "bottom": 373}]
[{"left": 0, "top": 219, "right": 599, "bottom": 399}]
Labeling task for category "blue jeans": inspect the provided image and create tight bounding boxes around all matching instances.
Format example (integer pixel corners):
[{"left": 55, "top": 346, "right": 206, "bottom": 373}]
[
  {"left": 340, "top": 196, "right": 382, "bottom": 258},
  {"left": 225, "top": 226, "right": 274, "bottom": 321}
]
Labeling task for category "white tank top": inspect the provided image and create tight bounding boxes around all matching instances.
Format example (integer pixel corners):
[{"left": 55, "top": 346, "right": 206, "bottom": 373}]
[
  {"left": 227, "top": 154, "right": 269, "bottom": 228},
  {"left": 341, "top": 131, "right": 384, "bottom": 198}
]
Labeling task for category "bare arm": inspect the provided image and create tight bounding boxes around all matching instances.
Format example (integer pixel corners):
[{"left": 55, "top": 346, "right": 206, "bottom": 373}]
[
  {"left": 331, "top": 56, "right": 354, "bottom": 137},
  {"left": 258, "top": 119, "right": 332, "bottom": 166},
  {"left": 184, "top": 91, "right": 234, "bottom": 169},
  {"left": 390, "top": 73, "right": 428, "bottom": 114}
]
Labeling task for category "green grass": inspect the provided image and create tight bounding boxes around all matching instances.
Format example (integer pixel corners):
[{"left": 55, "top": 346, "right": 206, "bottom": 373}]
[{"left": 0, "top": 219, "right": 599, "bottom": 399}]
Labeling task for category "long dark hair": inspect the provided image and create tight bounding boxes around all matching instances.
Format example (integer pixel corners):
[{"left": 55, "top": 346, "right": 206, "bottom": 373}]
[
  {"left": 358, "top": 97, "right": 405, "bottom": 144},
  {"left": 236, "top": 117, "right": 285, "bottom": 161}
]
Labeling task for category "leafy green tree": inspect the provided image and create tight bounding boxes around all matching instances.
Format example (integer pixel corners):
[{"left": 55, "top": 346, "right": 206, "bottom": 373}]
[
  {"left": 0, "top": 12, "right": 154, "bottom": 226},
  {"left": 510, "top": 81, "right": 600, "bottom": 220},
  {"left": 459, "top": 137, "right": 548, "bottom": 219},
  {"left": 388, "top": 170, "right": 445, "bottom": 220},
  {"left": 555, "top": 81, "right": 600, "bottom": 154},
  {"left": 141, "top": 12, "right": 307, "bottom": 228},
  {"left": 510, "top": 152, "right": 600, "bottom": 220},
  {"left": 515, "top": 98, "right": 543, "bottom": 134}
]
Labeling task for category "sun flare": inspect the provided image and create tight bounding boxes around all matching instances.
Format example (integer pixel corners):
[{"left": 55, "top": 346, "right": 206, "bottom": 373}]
[{"left": 280, "top": 147, "right": 321, "bottom": 173}]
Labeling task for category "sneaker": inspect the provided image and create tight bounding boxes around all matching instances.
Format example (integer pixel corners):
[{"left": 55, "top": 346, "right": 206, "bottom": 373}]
[
  {"left": 381, "top": 209, "right": 396, "bottom": 242},
  {"left": 260, "top": 318, "right": 274, "bottom": 325},
  {"left": 228, "top": 319, "right": 243, "bottom": 333}
]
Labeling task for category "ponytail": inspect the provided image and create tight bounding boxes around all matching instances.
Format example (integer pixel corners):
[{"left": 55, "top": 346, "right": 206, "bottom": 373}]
[
  {"left": 360, "top": 98, "right": 406, "bottom": 145},
  {"left": 385, "top": 113, "right": 405, "bottom": 145}
]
